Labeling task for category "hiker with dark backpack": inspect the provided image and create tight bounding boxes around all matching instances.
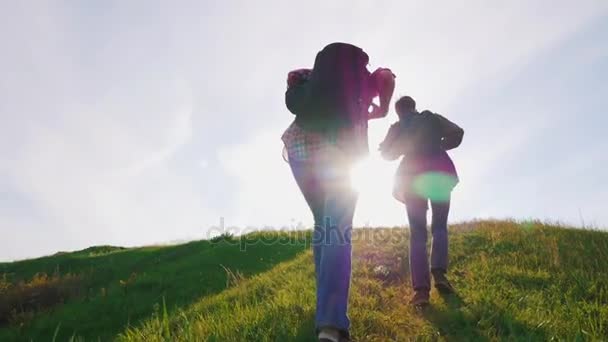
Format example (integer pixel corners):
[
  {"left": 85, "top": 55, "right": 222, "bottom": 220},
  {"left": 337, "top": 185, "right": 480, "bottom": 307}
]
[
  {"left": 379, "top": 96, "right": 464, "bottom": 307},
  {"left": 282, "top": 43, "right": 395, "bottom": 342}
]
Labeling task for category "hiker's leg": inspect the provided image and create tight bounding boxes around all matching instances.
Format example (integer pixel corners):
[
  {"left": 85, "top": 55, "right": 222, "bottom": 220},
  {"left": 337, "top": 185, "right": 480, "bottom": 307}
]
[
  {"left": 315, "top": 163, "right": 356, "bottom": 336},
  {"left": 405, "top": 195, "right": 430, "bottom": 291},
  {"left": 430, "top": 197, "right": 450, "bottom": 273},
  {"left": 289, "top": 160, "right": 325, "bottom": 279}
]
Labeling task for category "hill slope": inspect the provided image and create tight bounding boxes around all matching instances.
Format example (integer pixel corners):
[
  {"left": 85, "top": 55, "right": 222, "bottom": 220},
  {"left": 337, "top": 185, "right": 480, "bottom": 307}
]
[
  {"left": 0, "top": 233, "right": 308, "bottom": 341},
  {"left": 2, "top": 221, "right": 608, "bottom": 341}
]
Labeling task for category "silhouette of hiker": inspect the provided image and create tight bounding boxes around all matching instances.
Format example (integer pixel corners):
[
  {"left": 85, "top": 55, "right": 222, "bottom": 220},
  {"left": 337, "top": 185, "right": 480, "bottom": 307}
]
[
  {"left": 379, "top": 96, "right": 464, "bottom": 307},
  {"left": 282, "top": 43, "right": 395, "bottom": 342}
]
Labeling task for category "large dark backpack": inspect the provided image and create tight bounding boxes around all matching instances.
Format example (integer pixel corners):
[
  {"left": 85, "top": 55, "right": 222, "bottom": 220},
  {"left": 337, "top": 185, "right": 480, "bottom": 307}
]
[{"left": 285, "top": 43, "right": 371, "bottom": 132}]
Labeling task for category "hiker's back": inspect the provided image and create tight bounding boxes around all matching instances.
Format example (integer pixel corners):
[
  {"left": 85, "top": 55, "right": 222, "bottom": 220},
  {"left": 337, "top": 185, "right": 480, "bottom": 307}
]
[
  {"left": 389, "top": 111, "right": 460, "bottom": 203},
  {"left": 400, "top": 110, "right": 443, "bottom": 156}
]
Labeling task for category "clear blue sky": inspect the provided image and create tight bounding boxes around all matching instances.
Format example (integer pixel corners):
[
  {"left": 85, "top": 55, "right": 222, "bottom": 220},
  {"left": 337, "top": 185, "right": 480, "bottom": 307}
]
[{"left": 1, "top": 1, "right": 607, "bottom": 261}]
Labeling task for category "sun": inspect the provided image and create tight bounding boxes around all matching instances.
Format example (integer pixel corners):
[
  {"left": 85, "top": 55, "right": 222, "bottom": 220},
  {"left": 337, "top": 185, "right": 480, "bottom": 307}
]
[
  {"left": 349, "top": 154, "right": 403, "bottom": 226},
  {"left": 349, "top": 155, "right": 395, "bottom": 198}
]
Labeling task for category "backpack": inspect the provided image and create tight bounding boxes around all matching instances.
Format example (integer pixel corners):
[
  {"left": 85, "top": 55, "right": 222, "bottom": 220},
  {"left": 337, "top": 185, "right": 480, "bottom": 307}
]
[
  {"left": 285, "top": 43, "right": 372, "bottom": 132},
  {"left": 398, "top": 111, "right": 443, "bottom": 156}
]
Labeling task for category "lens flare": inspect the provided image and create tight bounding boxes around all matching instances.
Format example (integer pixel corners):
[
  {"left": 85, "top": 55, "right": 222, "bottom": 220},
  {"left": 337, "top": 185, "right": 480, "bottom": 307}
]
[{"left": 411, "top": 172, "right": 458, "bottom": 202}]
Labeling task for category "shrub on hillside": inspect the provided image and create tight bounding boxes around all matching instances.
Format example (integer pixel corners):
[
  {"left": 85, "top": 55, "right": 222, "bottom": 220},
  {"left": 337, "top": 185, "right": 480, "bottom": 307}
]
[
  {"left": 80, "top": 245, "right": 126, "bottom": 257},
  {"left": 0, "top": 272, "right": 83, "bottom": 325},
  {"left": 210, "top": 232, "right": 235, "bottom": 244}
]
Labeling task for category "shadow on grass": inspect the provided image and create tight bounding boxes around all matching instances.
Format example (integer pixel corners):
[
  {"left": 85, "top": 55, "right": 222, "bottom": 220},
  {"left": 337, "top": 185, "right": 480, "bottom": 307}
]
[
  {"left": 292, "top": 316, "right": 317, "bottom": 342},
  {"left": 0, "top": 234, "right": 311, "bottom": 341},
  {"left": 420, "top": 292, "right": 485, "bottom": 341},
  {"left": 504, "top": 273, "right": 550, "bottom": 292},
  {"left": 421, "top": 292, "right": 548, "bottom": 341}
]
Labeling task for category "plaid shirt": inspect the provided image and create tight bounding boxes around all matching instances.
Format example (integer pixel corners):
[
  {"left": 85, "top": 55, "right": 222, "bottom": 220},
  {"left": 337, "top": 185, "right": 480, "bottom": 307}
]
[
  {"left": 281, "top": 121, "right": 368, "bottom": 162},
  {"left": 281, "top": 68, "right": 373, "bottom": 162}
]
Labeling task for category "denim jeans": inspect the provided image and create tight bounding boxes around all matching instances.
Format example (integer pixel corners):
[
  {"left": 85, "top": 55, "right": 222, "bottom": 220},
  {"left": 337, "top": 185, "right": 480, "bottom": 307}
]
[
  {"left": 405, "top": 195, "right": 450, "bottom": 291},
  {"left": 289, "top": 159, "right": 357, "bottom": 335}
]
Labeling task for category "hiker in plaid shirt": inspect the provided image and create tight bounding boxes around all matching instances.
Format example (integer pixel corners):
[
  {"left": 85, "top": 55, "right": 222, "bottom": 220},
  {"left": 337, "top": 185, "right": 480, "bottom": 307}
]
[
  {"left": 282, "top": 49, "right": 395, "bottom": 342},
  {"left": 282, "top": 68, "right": 394, "bottom": 162}
]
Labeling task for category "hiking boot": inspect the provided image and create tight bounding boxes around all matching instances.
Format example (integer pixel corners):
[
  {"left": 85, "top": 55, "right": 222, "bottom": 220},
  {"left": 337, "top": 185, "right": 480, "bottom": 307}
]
[
  {"left": 410, "top": 290, "right": 430, "bottom": 307},
  {"left": 433, "top": 271, "right": 455, "bottom": 294}
]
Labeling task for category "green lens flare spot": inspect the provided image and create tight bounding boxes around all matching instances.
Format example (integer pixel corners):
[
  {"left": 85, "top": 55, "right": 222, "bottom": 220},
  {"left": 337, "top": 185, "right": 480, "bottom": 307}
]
[{"left": 411, "top": 172, "right": 457, "bottom": 202}]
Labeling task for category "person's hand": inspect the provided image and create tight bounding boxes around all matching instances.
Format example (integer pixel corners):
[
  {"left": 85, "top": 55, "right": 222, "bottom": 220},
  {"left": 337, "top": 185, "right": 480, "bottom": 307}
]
[
  {"left": 372, "top": 68, "right": 396, "bottom": 80},
  {"left": 370, "top": 67, "right": 395, "bottom": 119},
  {"left": 369, "top": 102, "right": 389, "bottom": 119},
  {"left": 369, "top": 103, "right": 381, "bottom": 117},
  {"left": 287, "top": 68, "right": 312, "bottom": 88}
]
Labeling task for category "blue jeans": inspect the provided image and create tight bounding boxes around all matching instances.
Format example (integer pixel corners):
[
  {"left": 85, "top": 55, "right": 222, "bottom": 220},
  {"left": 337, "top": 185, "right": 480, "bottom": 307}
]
[
  {"left": 405, "top": 195, "right": 450, "bottom": 291},
  {"left": 289, "top": 159, "right": 357, "bottom": 336}
]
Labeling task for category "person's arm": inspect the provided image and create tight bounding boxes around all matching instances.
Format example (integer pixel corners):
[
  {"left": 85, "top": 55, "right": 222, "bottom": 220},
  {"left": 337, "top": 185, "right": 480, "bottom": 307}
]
[
  {"left": 379, "top": 123, "right": 403, "bottom": 160},
  {"left": 435, "top": 114, "right": 464, "bottom": 150},
  {"left": 285, "top": 69, "right": 313, "bottom": 115},
  {"left": 369, "top": 68, "right": 396, "bottom": 120}
]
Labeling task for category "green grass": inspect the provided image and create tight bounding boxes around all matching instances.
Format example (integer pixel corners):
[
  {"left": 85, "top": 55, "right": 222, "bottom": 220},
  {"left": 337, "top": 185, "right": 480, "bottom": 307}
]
[
  {"left": 2, "top": 221, "right": 608, "bottom": 341},
  {"left": 0, "top": 232, "right": 308, "bottom": 341}
]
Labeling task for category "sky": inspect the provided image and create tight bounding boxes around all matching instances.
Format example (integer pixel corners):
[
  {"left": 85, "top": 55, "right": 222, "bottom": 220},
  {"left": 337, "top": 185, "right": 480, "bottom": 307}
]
[{"left": 1, "top": 1, "right": 608, "bottom": 261}]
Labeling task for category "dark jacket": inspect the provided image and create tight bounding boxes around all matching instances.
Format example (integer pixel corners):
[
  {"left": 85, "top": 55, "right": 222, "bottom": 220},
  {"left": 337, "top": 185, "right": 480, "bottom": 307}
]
[{"left": 379, "top": 111, "right": 464, "bottom": 203}]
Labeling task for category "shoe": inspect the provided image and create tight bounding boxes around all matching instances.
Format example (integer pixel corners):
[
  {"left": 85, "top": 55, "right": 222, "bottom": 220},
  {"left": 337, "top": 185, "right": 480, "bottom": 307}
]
[
  {"left": 433, "top": 271, "right": 455, "bottom": 294},
  {"left": 318, "top": 328, "right": 351, "bottom": 342},
  {"left": 410, "top": 290, "right": 430, "bottom": 307}
]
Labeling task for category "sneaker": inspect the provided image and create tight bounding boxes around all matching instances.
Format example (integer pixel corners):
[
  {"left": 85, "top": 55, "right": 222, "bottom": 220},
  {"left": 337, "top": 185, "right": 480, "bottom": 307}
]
[
  {"left": 433, "top": 271, "right": 455, "bottom": 294},
  {"left": 318, "top": 328, "right": 351, "bottom": 342},
  {"left": 410, "top": 290, "right": 430, "bottom": 307},
  {"left": 318, "top": 328, "right": 338, "bottom": 342}
]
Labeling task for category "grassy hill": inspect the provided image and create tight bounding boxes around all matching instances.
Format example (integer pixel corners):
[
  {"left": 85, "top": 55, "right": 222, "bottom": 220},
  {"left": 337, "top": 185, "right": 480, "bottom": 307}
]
[{"left": 1, "top": 221, "right": 607, "bottom": 341}]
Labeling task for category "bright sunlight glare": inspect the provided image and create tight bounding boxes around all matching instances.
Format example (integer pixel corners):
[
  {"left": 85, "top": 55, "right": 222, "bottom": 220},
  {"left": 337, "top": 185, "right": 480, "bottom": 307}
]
[
  {"left": 350, "top": 155, "right": 394, "bottom": 195},
  {"left": 350, "top": 154, "right": 404, "bottom": 226}
]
